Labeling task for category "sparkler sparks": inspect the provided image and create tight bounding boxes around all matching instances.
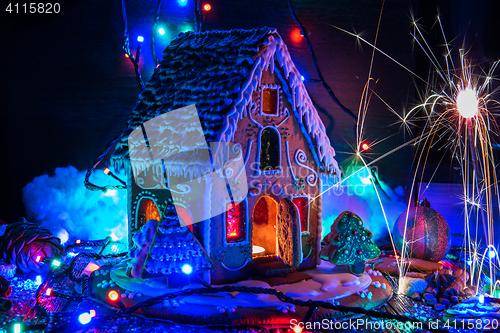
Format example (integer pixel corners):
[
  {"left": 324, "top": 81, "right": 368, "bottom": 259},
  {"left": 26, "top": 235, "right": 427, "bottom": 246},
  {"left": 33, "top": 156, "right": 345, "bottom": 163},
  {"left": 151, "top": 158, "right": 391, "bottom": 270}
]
[{"left": 320, "top": 7, "right": 500, "bottom": 295}]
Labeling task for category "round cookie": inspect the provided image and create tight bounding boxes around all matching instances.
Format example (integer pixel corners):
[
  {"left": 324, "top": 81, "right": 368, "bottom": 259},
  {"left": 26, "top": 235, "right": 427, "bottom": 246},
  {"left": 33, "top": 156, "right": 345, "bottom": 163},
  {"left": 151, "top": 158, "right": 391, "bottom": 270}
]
[{"left": 373, "top": 256, "right": 443, "bottom": 276}]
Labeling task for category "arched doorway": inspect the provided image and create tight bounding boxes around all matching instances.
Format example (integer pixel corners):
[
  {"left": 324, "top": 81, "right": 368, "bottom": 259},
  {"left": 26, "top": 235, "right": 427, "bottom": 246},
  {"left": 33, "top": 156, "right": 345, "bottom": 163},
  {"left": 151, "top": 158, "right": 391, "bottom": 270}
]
[
  {"left": 259, "top": 128, "right": 280, "bottom": 171},
  {"left": 136, "top": 197, "right": 161, "bottom": 230},
  {"left": 252, "top": 196, "right": 278, "bottom": 257}
]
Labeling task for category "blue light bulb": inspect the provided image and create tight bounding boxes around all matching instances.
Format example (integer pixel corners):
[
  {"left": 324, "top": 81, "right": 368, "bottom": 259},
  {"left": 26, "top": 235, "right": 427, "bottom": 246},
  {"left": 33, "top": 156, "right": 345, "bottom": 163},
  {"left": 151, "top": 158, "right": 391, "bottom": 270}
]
[
  {"left": 78, "top": 312, "right": 92, "bottom": 325},
  {"left": 137, "top": 36, "right": 144, "bottom": 42},
  {"left": 182, "top": 264, "right": 193, "bottom": 274},
  {"left": 178, "top": 0, "right": 188, "bottom": 6},
  {"left": 158, "top": 28, "right": 165, "bottom": 36}
]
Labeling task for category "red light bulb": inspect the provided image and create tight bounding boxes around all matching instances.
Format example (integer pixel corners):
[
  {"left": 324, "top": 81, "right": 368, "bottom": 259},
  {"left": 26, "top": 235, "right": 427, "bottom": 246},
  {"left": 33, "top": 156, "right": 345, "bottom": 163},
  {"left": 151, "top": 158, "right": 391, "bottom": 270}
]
[{"left": 108, "top": 290, "right": 119, "bottom": 301}]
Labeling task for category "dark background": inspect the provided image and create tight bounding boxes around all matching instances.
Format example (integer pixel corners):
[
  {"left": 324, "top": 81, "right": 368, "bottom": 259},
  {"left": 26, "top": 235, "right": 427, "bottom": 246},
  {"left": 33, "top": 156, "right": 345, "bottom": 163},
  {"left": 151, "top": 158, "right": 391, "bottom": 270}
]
[{"left": 1, "top": 0, "right": 500, "bottom": 222}]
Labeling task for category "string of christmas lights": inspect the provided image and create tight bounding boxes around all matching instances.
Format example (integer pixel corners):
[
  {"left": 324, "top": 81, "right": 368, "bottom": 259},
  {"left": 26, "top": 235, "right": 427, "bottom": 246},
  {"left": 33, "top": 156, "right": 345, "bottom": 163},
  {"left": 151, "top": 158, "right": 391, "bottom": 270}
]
[
  {"left": 84, "top": 0, "right": 209, "bottom": 189},
  {"left": 120, "top": 0, "right": 145, "bottom": 90},
  {"left": 150, "top": 0, "right": 164, "bottom": 66},
  {"left": 194, "top": 0, "right": 204, "bottom": 32},
  {"left": 84, "top": 0, "right": 220, "bottom": 193},
  {"left": 25, "top": 246, "right": 452, "bottom": 333},
  {"left": 29, "top": 239, "right": 498, "bottom": 333},
  {"left": 51, "top": 282, "right": 449, "bottom": 333},
  {"left": 64, "top": 239, "right": 110, "bottom": 255},
  {"left": 84, "top": 128, "right": 128, "bottom": 192}
]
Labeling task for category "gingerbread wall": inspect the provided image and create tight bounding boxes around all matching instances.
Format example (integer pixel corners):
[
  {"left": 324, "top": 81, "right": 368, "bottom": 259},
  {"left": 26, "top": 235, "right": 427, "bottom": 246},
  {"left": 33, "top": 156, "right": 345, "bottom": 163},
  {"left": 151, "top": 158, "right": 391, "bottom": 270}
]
[{"left": 210, "top": 66, "right": 327, "bottom": 283}]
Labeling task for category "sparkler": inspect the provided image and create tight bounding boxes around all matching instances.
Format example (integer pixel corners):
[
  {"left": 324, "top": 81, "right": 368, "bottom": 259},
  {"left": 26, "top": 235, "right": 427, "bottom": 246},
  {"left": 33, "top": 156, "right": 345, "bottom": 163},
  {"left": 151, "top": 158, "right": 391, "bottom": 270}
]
[{"left": 319, "top": 8, "right": 500, "bottom": 295}]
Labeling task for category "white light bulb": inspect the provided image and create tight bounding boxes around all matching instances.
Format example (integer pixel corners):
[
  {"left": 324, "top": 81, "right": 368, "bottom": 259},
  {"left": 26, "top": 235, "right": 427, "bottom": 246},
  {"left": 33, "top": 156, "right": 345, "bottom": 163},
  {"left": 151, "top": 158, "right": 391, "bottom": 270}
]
[
  {"left": 181, "top": 264, "right": 192, "bottom": 274},
  {"left": 456, "top": 87, "right": 478, "bottom": 119}
]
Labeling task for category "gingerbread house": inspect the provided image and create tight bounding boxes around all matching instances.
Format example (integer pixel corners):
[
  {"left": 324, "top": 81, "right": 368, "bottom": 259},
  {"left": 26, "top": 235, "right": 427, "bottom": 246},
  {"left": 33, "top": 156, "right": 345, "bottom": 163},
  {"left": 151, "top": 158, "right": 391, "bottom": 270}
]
[{"left": 112, "top": 27, "right": 341, "bottom": 284}]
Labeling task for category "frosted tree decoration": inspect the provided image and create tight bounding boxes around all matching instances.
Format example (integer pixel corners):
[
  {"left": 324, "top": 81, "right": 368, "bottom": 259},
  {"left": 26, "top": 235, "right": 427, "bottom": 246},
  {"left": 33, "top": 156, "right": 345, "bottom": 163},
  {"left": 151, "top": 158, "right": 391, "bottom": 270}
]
[
  {"left": 128, "top": 203, "right": 213, "bottom": 283},
  {"left": 320, "top": 211, "right": 380, "bottom": 275}
]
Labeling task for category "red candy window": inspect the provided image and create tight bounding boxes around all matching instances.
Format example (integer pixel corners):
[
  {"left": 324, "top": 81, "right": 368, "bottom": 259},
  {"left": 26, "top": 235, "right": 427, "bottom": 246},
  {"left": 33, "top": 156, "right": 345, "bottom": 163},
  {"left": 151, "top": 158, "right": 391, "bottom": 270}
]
[
  {"left": 292, "top": 197, "right": 309, "bottom": 232},
  {"left": 226, "top": 201, "right": 247, "bottom": 243}
]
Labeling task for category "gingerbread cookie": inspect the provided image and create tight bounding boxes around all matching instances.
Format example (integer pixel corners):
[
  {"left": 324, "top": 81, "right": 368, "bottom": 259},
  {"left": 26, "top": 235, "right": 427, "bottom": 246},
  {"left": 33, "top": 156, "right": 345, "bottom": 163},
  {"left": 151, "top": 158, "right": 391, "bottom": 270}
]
[
  {"left": 373, "top": 256, "right": 443, "bottom": 276},
  {"left": 321, "top": 211, "right": 380, "bottom": 275},
  {"left": 89, "top": 260, "right": 392, "bottom": 326}
]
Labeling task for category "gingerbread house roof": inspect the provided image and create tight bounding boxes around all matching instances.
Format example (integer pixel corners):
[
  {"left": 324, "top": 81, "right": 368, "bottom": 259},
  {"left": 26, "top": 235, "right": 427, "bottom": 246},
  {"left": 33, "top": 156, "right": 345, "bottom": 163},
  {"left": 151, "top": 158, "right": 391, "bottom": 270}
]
[{"left": 112, "top": 27, "right": 340, "bottom": 180}]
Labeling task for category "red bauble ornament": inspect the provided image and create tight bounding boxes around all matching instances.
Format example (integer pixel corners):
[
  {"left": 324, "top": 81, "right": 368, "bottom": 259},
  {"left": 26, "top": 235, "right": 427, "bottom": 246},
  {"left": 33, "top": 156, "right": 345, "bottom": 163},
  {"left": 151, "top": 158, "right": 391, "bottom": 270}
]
[{"left": 393, "top": 200, "right": 451, "bottom": 262}]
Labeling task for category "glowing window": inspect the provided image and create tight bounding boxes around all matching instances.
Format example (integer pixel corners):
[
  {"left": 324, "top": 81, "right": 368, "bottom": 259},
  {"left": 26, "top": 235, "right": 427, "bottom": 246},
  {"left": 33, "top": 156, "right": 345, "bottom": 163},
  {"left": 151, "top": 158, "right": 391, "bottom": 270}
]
[
  {"left": 137, "top": 197, "right": 160, "bottom": 229},
  {"left": 259, "top": 128, "right": 280, "bottom": 171},
  {"left": 262, "top": 88, "right": 278, "bottom": 115},
  {"left": 226, "top": 201, "right": 246, "bottom": 243},
  {"left": 292, "top": 197, "right": 309, "bottom": 232}
]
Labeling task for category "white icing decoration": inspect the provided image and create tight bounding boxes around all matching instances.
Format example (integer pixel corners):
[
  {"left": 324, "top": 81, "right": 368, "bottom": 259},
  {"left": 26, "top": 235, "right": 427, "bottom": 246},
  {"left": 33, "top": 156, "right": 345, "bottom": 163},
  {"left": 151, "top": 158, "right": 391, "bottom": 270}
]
[
  {"left": 294, "top": 149, "right": 318, "bottom": 186},
  {"left": 234, "top": 280, "right": 271, "bottom": 288},
  {"left": 168, "top": 184, "right": 192, "bottom": 194},
  {"left": 108, "top": 259, "right": 373, "bottom": 309},
  {"left": 275, "top": 108, "right": 290, "bottom": 128},
  {"left": 235, "top": 292, "right": 269, "bottom": 300},
  {"left": 219, "top": 143, "right": 243, "bottom": 180},
  {"left": 285, "top": 141, "right": 296, "bottom": 180},
  {"left": 238, "top": 140, "right": 253, "bottom": 180},
  {"left": 342, "top": 279, "right": 361, "bottom": 287},
  {"left": 220, "top": 258, "right": 250, "bottom": 271},
  {"left": 285, "top": 288, "right": 321, "bottom": 298},
  {"left": 247, "top": 104, "right": 263, "bottom": 128}
]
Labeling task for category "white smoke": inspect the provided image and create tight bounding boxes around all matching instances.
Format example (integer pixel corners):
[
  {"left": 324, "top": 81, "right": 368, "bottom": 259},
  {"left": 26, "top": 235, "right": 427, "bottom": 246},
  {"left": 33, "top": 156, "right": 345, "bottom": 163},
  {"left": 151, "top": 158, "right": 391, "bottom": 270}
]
[
  {"left": 321, "top": 165, "right": 407, "bottom": 243},
  {"left": 23, "top": 166, "right": 128, "bottom": 242}
]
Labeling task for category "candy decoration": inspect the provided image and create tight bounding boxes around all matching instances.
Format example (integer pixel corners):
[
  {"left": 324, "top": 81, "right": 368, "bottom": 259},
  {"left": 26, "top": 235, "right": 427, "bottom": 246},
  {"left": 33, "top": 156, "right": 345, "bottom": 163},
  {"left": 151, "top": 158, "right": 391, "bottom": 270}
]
[
  {"left": 0, "top": 218, "right": 62, "bottom": 273},
  {"left": 393, "top": 199, "right": 451, "bottom": 262},
  {"left": 320, "top": 211, "right": 380, "bottom": 275},
  {"left": 292, "top": 177, "right": 306, "bottom": 190}
]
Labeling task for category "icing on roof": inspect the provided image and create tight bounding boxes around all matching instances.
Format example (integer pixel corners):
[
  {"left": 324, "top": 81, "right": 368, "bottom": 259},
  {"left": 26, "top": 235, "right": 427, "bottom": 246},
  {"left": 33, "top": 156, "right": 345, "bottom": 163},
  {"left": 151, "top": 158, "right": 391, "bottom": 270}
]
[{"left": 112, "top": 27, "right": 340, "bottom": 180}]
